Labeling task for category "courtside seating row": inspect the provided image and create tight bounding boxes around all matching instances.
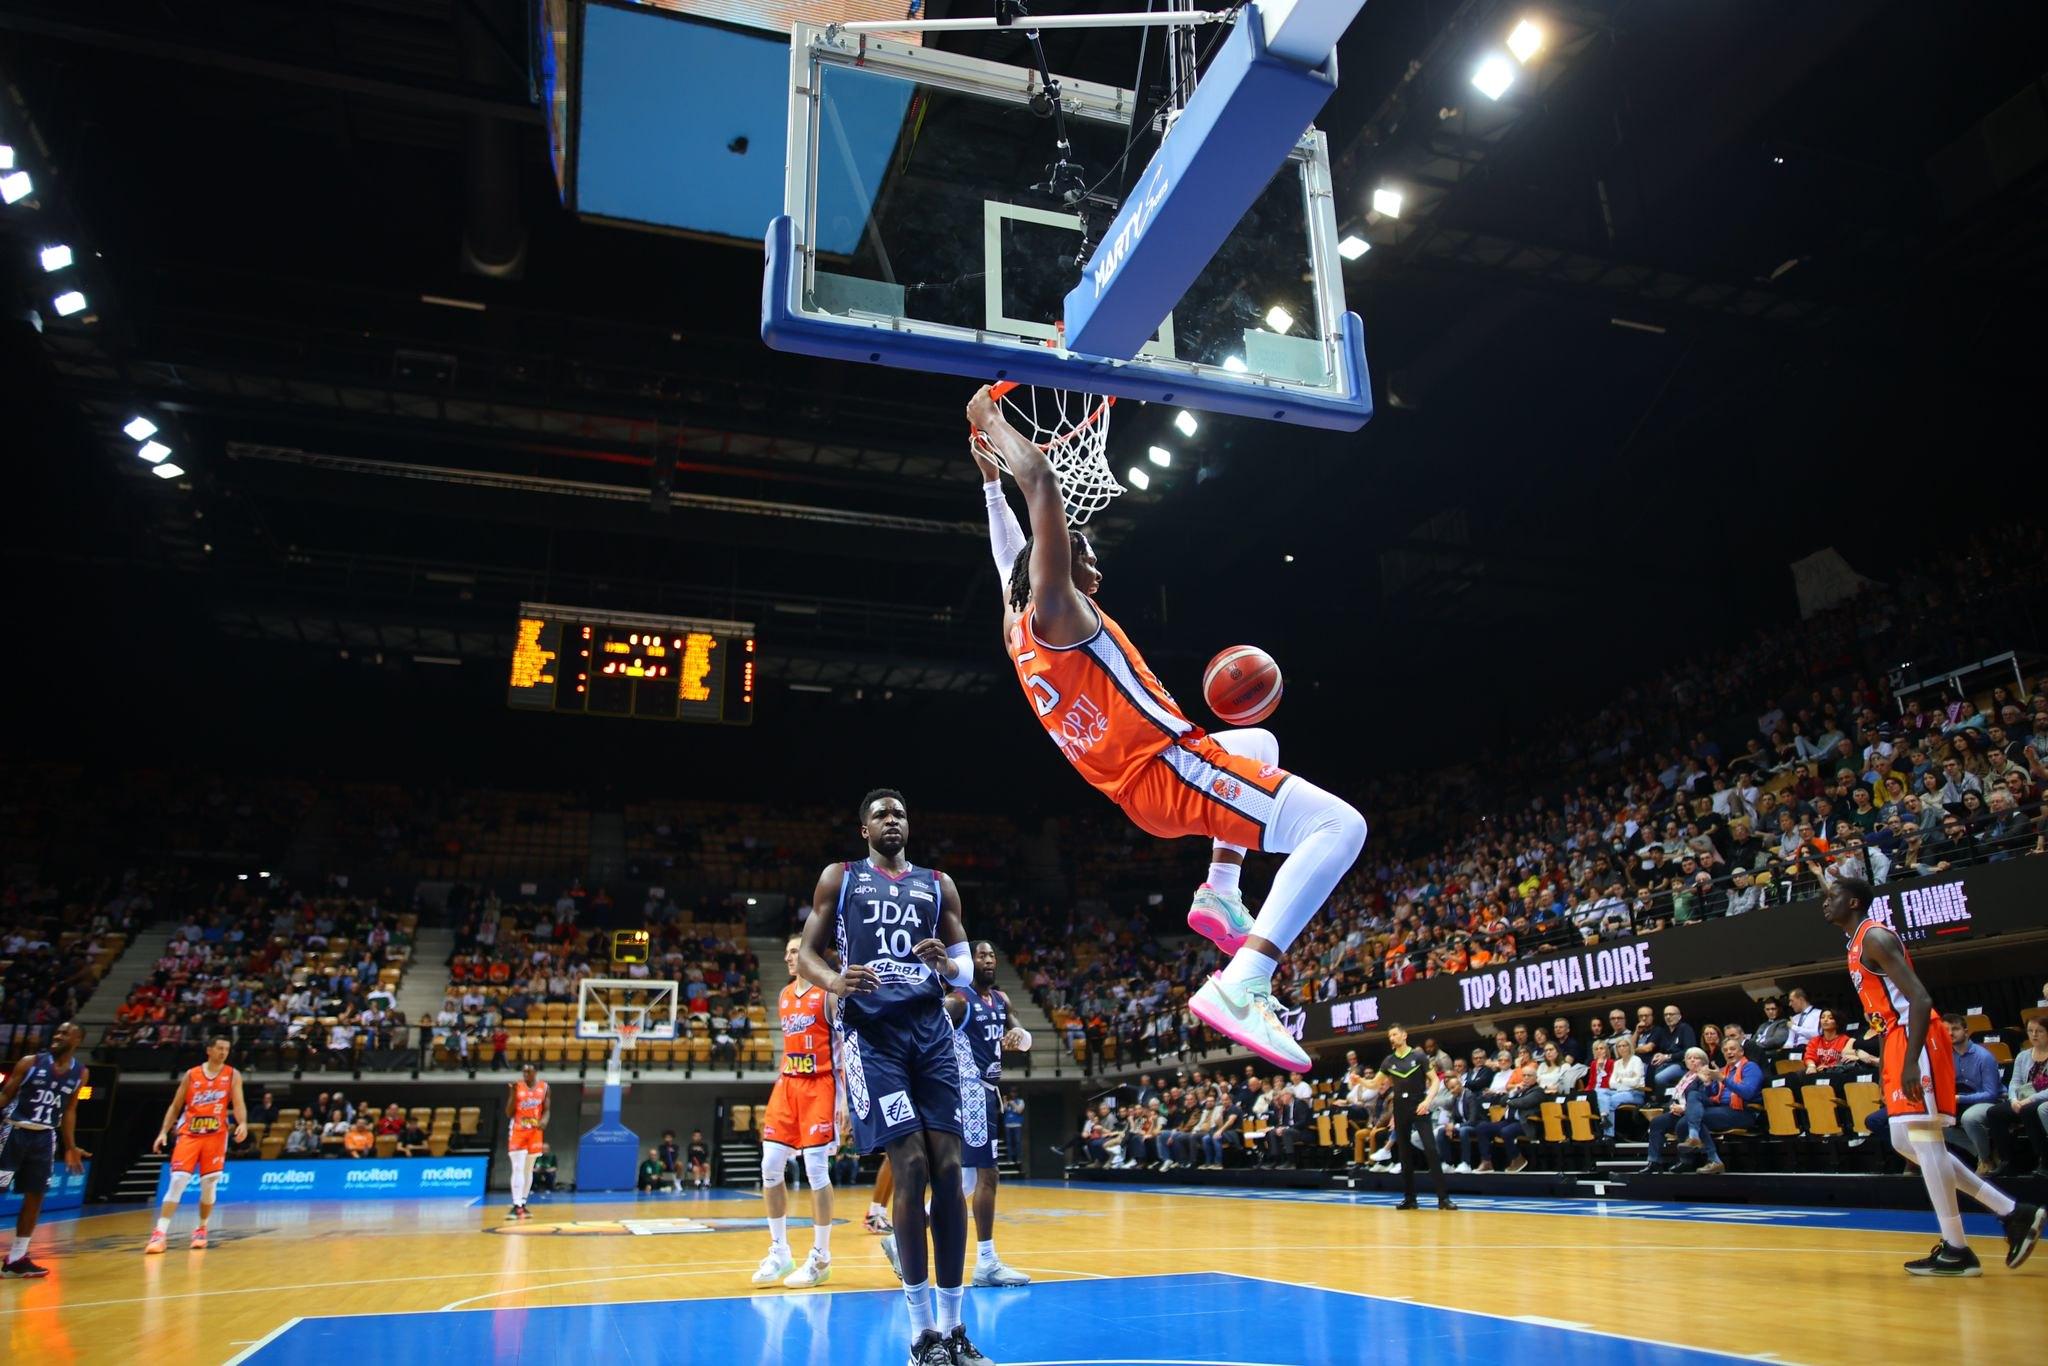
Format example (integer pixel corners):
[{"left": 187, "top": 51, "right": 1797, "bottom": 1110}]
[{"left": 251, "top": 1105, "right": 484, "bottom": 1159}]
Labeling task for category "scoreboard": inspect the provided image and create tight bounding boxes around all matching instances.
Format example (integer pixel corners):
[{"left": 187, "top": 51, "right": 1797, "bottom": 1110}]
[{"left": 508, "top": 603, "right": 755, "bottom": 725}]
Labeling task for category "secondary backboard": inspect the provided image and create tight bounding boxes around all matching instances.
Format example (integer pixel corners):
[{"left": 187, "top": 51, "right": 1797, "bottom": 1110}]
[
  {"left": 576, "top": 977, "right": 680, "bottom": 1041},
  {"left": 764, "top": 18, "right": 1372, "bottom": 430}
]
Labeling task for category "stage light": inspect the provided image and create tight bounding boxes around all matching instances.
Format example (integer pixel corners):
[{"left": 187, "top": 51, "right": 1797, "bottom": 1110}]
[
  {"left": 1372, "top": 186, "right": 1404, "bottom": 219},
  {"left": 1337, "top": 235, "right": 1371, "bottom": 260},
  {"left": 52, "top": 290, "right": 86, "bottom": 316},
  {"left": 1284, "top": 554, "right": 1295, "bottom": 563},
  {"left": 0, "top": 145, "right": 13, "bottom": 169},
  {"left": 40, "top": 244, "right": 73, "bottom": 272},
  {"left": 138, "top": 440, "right": 172, "bottom": 464},
  {"left": 1264, "top": 304, "right": 1294, "bottom": 334},
  {"left": 1507, "top": 18, "right": 1544, "bottom": 63},
  {"left": 1125, "top": 465, "right": 1151, "bottom": 491},
  {"left": 153, "top": 463, "right": 185, "bottom": 479},
  {"left": 1472, "top": 53, "right": 1516, "bottom": 101},
  {"left": 1221, "top": 355, "right": 1249, "bottom": 373},
  {"left": 123, "top": 416, "right": 159, "bottom": 441},
  {"left": 0, "top": 171, "right": 31, "bottom": 204},
  {"left": 1173, "top": 410, "right": 1199, "bottom": 438},
  {"left": 1148, "top": 445, "right": 1172, "bottom": 467}
]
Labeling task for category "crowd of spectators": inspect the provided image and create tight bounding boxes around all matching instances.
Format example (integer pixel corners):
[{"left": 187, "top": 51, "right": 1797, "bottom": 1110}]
[
  {"left": 0, "top": 876, "right": 144, "bottom": 1038},
  {"left": 230, "top": 1086, "right": 497, "bottom": 1165},
  {"left": 1064, "top": 980, "right": 2048, "bottom": 1179},
  {"left": 99, "top": 882, "right": 417, "bottom": 1066}
]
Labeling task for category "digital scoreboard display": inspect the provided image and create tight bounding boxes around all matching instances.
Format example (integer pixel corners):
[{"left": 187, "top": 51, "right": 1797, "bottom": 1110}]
[{"left": 508, "top": 603, "right": 755, "bottom": 725}]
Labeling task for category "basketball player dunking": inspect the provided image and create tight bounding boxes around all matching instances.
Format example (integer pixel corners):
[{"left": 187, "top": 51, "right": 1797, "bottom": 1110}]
[
  {"left": 796, "top": 790, "right": 993, "bottom": 1366},
  {"left": 1821, "top": 877, "right": 2041, "bottom": 1275},
  {"left": 505, "top": 1065, "right": 550, "bottom": 1220},
  {"left": 147, "top": 1034, "right": 247, "bottom": 1253},
  {"left": 749, "top": 934, "right": 838, "bottom": 1290},
  {"left": 0, "top": 1022, "right": 89, "bottom": 1278},
  {"left": 971, "top": 387, "right": 1367, "bottom": 1070}
]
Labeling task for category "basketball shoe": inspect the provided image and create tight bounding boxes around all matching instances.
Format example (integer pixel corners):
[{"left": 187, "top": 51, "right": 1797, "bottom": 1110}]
[
  {"left": 783, "top": 1248, "right": 831, "bottom": 1289},
  {"left": 972, "top": 1255, "right": 1031, "bottom": 1287},
  {"left": 1904, "top": 1242, "right": 1981, "bottom": 1277},
  {"left": 143, "top": 1230, "right": 167, "bottom": 1255},
  {"left": 1189, "top": 974, "right": 1309, "bottom": 1071},
  {"left": 750, "top": 1246, "right": 795, "bottom": 1286},
  {"left": 1187, "top": 885, "right": 1253, "bottom": 955},
  {"left": 190, "top": 1227, "right": 209, "bottom": 1250},
  {"left": 879, "top": 1232, "right": 902, "bottom": 1281},
  {"left": 1, "top": 1256, "right": 50, "bottom": 1278},
  {"left": 2004, "top": 1203, "right": 2044, "bottom": 1269}
]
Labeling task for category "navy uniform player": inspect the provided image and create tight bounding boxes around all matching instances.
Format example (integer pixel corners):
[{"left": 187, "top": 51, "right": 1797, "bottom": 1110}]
[
  {"left": 797, "top": 789, "right": 994, "bottom": 1366},
  {"left": 946, "top": 942, "right": 1033, "bottom": 1288},
  {"left": 0, "top": 1021, "right": 90, "bottom": 1279}
]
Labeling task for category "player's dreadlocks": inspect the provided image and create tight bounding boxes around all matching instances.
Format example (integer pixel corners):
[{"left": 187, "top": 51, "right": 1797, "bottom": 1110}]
[{"left": 1007, "top": 531, "right": 1091, "bottom": 612}]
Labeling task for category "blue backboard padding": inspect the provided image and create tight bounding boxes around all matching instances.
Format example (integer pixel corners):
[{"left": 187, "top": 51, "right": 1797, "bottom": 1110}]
[
  {"left": 1062, "top": 9, "right": 1339, "bottom": 361},
  {"left": 763, "top": 216, "right": 1372, "bottom": 430},
  {"left": 577, "top": 7, "right": 906, "bottom": 251}
]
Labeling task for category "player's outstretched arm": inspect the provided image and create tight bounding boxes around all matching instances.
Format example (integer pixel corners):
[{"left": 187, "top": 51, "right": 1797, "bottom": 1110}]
[
  {"left": 966, "top": 386, "right": 1088, "bottom": 639},
  {"left": 974, "top": 442, "right": 1028, "bottom": 580}
]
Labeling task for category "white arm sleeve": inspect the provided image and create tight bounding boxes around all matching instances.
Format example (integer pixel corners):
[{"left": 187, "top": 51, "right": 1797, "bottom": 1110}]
[
  {"left": 1007, "top": 1027, "right": 1034, "bottom": 1052},
  {"left": 984, "top": 480, "right": 1026, "bottom": 576}
]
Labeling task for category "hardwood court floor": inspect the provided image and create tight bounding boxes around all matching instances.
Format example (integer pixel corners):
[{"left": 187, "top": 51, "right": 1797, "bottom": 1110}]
[{"left": 2, "top": 1183, "right": 2038, "bottom": 1364}]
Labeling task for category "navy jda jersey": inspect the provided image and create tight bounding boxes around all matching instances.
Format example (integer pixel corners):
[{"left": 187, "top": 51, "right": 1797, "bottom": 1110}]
[
  {"left": 9, "top": 1052, "right": 83, "bottom": 1127},
  {"left": 834, "top": 859, "right": 947, "bottom": 1025},
  {"left": 957, "top": 989, "right": 1009, "bottom": 1083}
]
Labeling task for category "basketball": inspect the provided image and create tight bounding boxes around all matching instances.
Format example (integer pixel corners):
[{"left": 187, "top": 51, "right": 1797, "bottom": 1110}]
[{"left": 1203, "top": 646, "right": 1283, "bottom": 727}]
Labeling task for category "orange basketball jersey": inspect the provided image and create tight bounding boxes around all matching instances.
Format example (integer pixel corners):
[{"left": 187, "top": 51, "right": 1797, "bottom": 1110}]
[
  {"left": 1847, "top": 918, "right": 1930, "bottom": 1036},
  {"left": 1009, "top": 603, "right": 1193, "bottom": 802},
  {"left": 511, "top": 1079, "right": 549, "bottom": 1127},
  {"left": 178, "top": 1064, "right": 235, "bottom": 1136},
  {"left": 778, "top": 981, "right": 833, "bottom": 1077}
]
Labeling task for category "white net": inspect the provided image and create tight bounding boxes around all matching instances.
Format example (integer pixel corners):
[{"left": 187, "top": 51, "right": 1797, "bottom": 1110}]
[{"left": 972, "top": 383, "right": 1122, "bottom": 527}]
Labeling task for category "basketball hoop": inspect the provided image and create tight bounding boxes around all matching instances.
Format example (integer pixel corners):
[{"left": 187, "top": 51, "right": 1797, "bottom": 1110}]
[
  {"left": 617, "top": 1024, "right": 640, "bottom": 1052},
  {"left": 971, "top": 340, "right": 1122, "bottom": 527}
]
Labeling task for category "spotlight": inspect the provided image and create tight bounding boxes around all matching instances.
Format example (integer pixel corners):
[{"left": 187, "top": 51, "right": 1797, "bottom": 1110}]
[
  {"left": 1173, "top": 410, "right": 1199, "bottom": 438},
  {"left": 1264, "top": 305, "right": 1294, "bottom": 334},
  {"left": 123, "top": 416, "right": 159, "bottom": 441},
  {"left": 1148, "top": 445, "right": 1172, "bottom": 467},
  {"left": 1284, "top": 554, "right": 1296, "bottom": 563},
  {"left": 1337, "top": 235, "right": 1371, "bottom": 260},
  {"left": 1125, "top": 465, "right": 1151, "bottom": 491},
  {"left": 1471, "top": 53, "right": 1516, "bottom": 101},
  {"left": 1371, "top": 186, "right": 1404, "bottom": 219},
  {"left": 152, "top": 463, "right": 186, "bottom": 480},
  {"left": 52, "top": 290, "right": 87, "bottom": 317},
  {"left": 40, "top": 244, "right": 73, "bottom": 273},
  {"left": 0, "top": 171, "right": 31, "bottom": 204},
  {"left": 1221, "top": 355, "right": 1249, "bottom": 373},
  {"left": 137, "top": 440, "right": 172, "bottom": 464},
  {"left": 1507, "top": 18, "right": 1544, "bottom": 63},
  {"left": 0, "top": 144, "right": 12, "bottom": 169}
]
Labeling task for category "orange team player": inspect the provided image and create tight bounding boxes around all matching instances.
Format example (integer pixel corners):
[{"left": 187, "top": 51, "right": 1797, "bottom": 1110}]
[
  {"left": 505, "top": 1064, "right": 550, "bottom": 1220},
  {"left": 971, "top": 385, "right": 1366, "bottom": 1070},
  {"left": 1821, "top": 876, "right": 2040, "bottom": 1277},
  {"left": 146, "top": 1033, "right": 248, "bottom": 1253},
  {"left": 749, "top": 935, "right": 839, "bottom": 1290}
]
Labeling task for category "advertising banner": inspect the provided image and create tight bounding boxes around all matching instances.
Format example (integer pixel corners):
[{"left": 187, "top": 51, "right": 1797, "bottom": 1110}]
[
  {"left": 1312, "top": 859, "right": 2043, "bottom": 1043},
  {"left": 152, "top": 1155, "right": 486, "bottom": 1204},
  {"left": 0, "top": 1158, "right": 90, "bottom": 1218}
]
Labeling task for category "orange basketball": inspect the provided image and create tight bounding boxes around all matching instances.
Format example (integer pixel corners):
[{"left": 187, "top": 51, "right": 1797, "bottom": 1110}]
[{"left": 1202, "top": 646, "right": 1283, "bottom": 727}]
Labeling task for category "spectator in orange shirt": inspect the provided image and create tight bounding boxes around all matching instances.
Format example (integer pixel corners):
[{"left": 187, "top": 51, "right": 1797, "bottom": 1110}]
[{"left": 344, "top": 1116, "right": 375, "bottom": 1158}]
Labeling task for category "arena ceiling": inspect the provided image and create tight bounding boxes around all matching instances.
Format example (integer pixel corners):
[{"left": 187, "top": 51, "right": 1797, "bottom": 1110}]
[{"left": 3, "top": 0, "right": 2043, "bottom": 774}]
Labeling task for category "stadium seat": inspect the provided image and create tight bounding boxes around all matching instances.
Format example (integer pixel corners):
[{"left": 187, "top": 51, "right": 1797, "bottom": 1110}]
[
  {"left": 1841, "top": 1081, "right": 1883, "bottom": 1131},
  {"left": 375, "top": 1134, "right": 397, "bottom": 1158},
  {"left": 1800, "top": 1084, "right": 1844, "bottom": 1140},
  {"left": 1985, "top": 1039, "right": 2013, "bottom": 1065},
  {"left": 260, "top": 1135, "right": 286, "bottom": 1160},
  {"left": 457, "top": 1106, "right": 481, "bottom": 1134}
]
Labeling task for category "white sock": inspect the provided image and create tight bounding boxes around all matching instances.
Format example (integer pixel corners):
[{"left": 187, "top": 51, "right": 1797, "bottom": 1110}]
[
  {"left": 1241, "top": 779, "right": 1366, "bottom": 957},
  {"left": 1206, "top": 860, "right": 1242, "bottom": 895},
  {"left": 976, "top": 1237, "right": 997, "bottom": 1263},
  {"left": 154, "top": 1216, "right": 171, "bottom": 1235},
  {"left": 812, "top": 1218, "right": 831, "bottom": 1255},
  {"left": 1943, "top": 1147, "right": 2016, "bottom": 1218},
  {"left": 768, "top": 1215, "right": 788, "bottom": 1249},
  {"left": 1220, "top": 948, "right": 1279, "bottom": 990},
  {"left": 869, "top": 1201, "right": 885, "bottom": 1219},
  {"left": 9, "top": 1235, "right": 28, "bottom": 1261},
  {"left": 935, "top": 1283, "right": 964, "bottom": 1333},
  {"left": 903, "top": 1279, "right": 935, "bottom": 1337},
  {"left": 1906, "top": 1134, "right": 1969, "bottom": 1248}
]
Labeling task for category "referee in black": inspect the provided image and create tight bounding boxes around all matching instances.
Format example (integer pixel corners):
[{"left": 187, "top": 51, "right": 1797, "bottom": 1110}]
[{"left": 1375, "top": 1023, "right": 1457, "bottom": 1211}]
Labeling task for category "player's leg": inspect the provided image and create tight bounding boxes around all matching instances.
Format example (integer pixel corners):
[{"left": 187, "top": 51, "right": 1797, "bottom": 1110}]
[
  {"left": 868, "top": 1154, "right": 895, "bottom": 1232},
  {"left": 3, "top": 1132, "right": 52, "bottom": 1275},
  {"left": 781, "top": 1144, "right": 834, "bottom": 1287},
  {"left": 751, "top": 1140, "right": 798, "bottom": 1284},
  {"left": 149, "top": 1158, "right": 195, "bottom": 1253},
  {"left": 506, "top": 1144, "right": 534, "bottom": 1217},
  {"left": 886, "top": 1129, "right": 938, "bottom": 1341},
  {"left": 192, "top": 1165, "right": 222, "bottom": 1248},
  {"left": 1191, "top": 771, "right": 1365, "bottom": 1070},
  {"left": 922, "top": 1128, "right": 973, "bottom": 1346},
  {"left": 1189, "top": 728, "right": 1279, "bottom": 951}
]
